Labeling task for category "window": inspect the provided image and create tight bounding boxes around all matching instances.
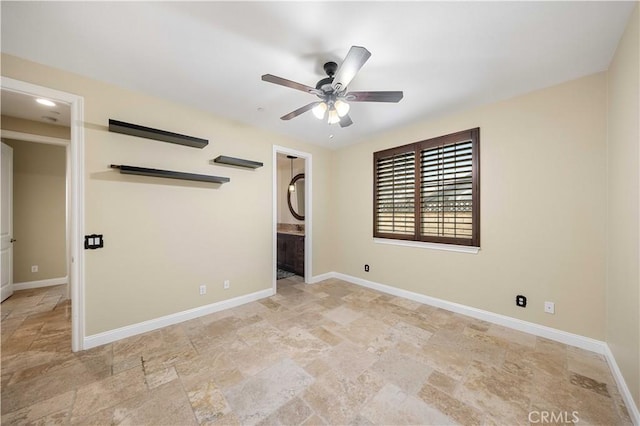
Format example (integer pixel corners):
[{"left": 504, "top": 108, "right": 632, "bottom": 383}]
[{"left": 374, "top": 128, "right": 480, "bottom": 247}]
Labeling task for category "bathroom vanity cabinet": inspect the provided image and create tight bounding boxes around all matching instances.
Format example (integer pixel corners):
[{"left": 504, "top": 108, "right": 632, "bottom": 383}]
[{"left": 277, "top": 232, "right": 304, "bottom": 276}]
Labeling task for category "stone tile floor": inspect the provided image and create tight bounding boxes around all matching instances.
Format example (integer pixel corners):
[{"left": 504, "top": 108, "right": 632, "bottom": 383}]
[{"left": 1, "top": 278, "right": 633, "bottom": 425}]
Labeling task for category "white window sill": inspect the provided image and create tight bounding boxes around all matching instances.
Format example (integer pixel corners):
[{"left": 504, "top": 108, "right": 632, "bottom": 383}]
[{"left": 373, "top": 238, "right": 480, "bottom": 254}]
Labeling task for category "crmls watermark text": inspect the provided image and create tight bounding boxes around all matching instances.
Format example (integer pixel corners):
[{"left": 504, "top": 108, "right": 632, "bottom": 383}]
[{"left": 529, "top": 411, "right": 579, "bottom": 424}]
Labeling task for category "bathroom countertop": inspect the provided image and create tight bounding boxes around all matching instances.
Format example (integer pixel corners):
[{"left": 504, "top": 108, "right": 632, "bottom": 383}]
[
  {"left": 277, "top": 230, "right": 305, "bottom": 236},
  {"left": 277, "top": 223, "right": 305, "bottom": 236}
]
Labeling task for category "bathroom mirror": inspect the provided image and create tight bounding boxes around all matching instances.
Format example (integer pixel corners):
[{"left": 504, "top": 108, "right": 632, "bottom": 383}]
[{"left": 287, "top": 173, "right": 305, "bottom": 220}]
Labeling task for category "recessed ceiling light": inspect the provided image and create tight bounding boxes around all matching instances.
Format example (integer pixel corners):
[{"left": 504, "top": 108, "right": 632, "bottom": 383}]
[{"left": 36, "top": 98, "right": 56, "bottom": 107}]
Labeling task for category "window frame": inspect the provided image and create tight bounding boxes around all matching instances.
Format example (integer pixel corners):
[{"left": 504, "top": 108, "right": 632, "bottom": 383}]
[{"left": 373, "top": 128, "right": 480, "bottom": 247}]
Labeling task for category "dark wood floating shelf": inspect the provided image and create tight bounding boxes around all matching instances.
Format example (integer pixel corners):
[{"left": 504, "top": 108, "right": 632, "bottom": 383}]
[
  {"left": 110, "top": 165, "right": 229, "bottom": 184},
  {"left": 108, "top": 119, "right": 209, "bottom": 149},
  {"left": 213, "top": 155, "right": 263, "bottom": 169}
]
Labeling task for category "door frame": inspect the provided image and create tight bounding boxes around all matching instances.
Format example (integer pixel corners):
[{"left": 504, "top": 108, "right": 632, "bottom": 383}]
[
  {"left": 1, "top": 77, "right": 85, "bottom": 352},
  {"left": 1, "top": 142, "right": 14, "bottom": 302},
  {"left": 272, "top": 145, "right": 312, "bottom": 292}
]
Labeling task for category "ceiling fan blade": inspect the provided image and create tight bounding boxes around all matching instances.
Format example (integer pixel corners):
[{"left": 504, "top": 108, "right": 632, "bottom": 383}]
[
  {"left": 339, "top": 114, "right": 353, "bottom": 128},
  {"left": 280, "top": 102, "right": 321, "bottom": 120},
  {"left": 345, "top": 91, "right": 404, "bottom": 103},
  {"left": 262, "top": 74, "right": 322, "bottom": 95},
  {"left": 331, "top": 46, "right": 371, "bottom": 92}
]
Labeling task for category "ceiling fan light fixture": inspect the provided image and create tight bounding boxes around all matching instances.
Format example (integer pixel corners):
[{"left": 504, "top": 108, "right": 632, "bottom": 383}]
[
  {"left": 327, "top": 108, "right": 340, "bottom": 124},
  {"left": 334, "top": 99, "right": 350, "bottom": 117},
  {"left": 312, "top": 102, "right": 327, "bottom": 119}
]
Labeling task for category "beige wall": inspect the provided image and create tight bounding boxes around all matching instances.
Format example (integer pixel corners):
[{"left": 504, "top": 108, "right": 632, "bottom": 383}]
[
  {"left": 1, "top": 115, "right": 70, "bottom": 140},
  {"left": 1, "top": 54, "right": 334, "bottom": 335},
  {"left": 332, "top": 73, "right": 607, "bottom": 340},
  {"left": 277, "top": 154, "right": 305, "bottom": 225},
  {"left": 606, "top": 5, "right": 639, "bottom": 407},
  {"left": 2, "top": 139, "right": 67, "bottom": 283}
]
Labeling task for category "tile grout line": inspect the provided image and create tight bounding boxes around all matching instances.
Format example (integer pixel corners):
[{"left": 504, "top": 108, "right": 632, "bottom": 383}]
[{"left": 66, "top": 388, "right": 78, "bottom": 425}]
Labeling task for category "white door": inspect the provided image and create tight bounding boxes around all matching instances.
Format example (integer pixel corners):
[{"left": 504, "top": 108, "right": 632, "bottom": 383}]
[{"left": 1, "top": 142, "right": 14, "bottom": 302}]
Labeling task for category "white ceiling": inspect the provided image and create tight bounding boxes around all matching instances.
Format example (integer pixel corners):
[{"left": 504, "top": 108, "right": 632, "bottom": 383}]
[
  {"left": 1, "top": 2, "right": 634, "bottom": 149},
  {"left": 1, "top": 89, "right": 71, "bottom": 127}
]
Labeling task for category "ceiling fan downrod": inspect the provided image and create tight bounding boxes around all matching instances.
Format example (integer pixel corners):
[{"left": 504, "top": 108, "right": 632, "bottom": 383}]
[{"left": 315, "top": 61, "right": 338, "bottom": 92}]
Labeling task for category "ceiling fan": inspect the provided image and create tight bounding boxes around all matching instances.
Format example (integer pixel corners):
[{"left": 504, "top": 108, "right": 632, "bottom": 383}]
[{"left": 261, "top": 46, "right": 403, "bottom": 128}]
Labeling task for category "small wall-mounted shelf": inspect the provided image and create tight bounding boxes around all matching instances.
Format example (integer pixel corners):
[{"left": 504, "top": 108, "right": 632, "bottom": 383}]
[
  {"left": 213, "top": 155, "right": 263, "bottom": 169},
  {"left": 108, "top": 119, "right": 208, "bottom": 149},
  {"left": 110, "top": 165, "right": 229, "bottom": 184}
]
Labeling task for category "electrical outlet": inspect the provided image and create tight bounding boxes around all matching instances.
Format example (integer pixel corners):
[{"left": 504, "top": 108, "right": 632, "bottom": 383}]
[
  {"left": 31, "top": 265, "right": 38, "bottom": 273},
  {"left": 516, "top": 295, "right": 527, "bottom": 307},
  {"left": 364, "top": 264, "right": 370, "bottom": 272},
  {"left": 199, "top": 285, "right": 206, "bottom": 295},
  {"left": 544, "top": 301, "right": 555, "bottom": 314},
  {"left": 224, "top": 280, "right": 230, "bottom": 290}
]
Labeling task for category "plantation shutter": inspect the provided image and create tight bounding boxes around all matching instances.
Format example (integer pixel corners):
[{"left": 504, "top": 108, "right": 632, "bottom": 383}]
[
  {"left": 373, "top": 128, "right": 479, "bottom": 247},
  {"left": 419, "top": 129, "right": 479, "bottom": 246},
  {"left": 374, "top": 147, "right": 417, "bottom": 238}
]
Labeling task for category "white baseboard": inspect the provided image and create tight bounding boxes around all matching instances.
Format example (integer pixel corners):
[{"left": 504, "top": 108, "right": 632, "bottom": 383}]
[
  {"left": 331, "top": 272, "right": 606, "bottom": 353},
  {"left": 83, "top": 288, "right": 274, "bottom": 350},
  {"left": 13, "top": 276, "right": 67, "bottom": 291},
  {"left": 309, "top": 272, "right": 335, "bottom": 284},
  {"left": 312, "top": 271, "right": 640, "bottom": 422},
  {"left": 603, "top": 345, "right": 640, "bottom": 425}
]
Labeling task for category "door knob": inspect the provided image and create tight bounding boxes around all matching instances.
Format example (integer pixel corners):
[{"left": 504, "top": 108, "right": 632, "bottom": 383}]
[{"left": 10, "top": 238, "right": 16, "bottom": 243}]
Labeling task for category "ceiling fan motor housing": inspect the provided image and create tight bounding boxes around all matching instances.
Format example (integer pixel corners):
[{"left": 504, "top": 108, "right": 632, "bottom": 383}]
[{"left": 315, "top": 77, "right": 334, "bottom": 91}]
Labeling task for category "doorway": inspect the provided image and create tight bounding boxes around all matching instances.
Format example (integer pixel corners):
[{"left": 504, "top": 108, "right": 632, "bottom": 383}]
[
  {"left": 1, "top": 77, "right": 85, "bottom": 351},
  {"left": 272, "top": 146, "right": 312, "bottom": 294},
  {"left": 1, "top": 137, "right": 68, "bottom": 293}
]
